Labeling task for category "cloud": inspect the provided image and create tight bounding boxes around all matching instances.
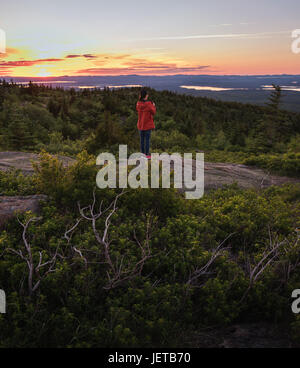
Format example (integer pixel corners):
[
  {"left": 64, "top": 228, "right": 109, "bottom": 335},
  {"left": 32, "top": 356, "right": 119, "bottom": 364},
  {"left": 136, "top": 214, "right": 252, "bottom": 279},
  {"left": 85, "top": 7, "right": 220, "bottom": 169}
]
[
  {"left": 124, "top": 59, "right": 178, "bottom": 69},
  {"left": 69, "top": 53, "right": 212, "bottom": 75},
  {"left": 101, "top": 54, "right": 131, "bottom": 60},
  {"left": 66, "top": 53, "right": 98, "bottom": 59},
  {"left": 0, "top": 48, "right": 23, "bottom": 61},
  {"left": 0, "top": 51, "right": 211, "bottom": 77},
  {"left": 0, "top": 58, "right": 63, "bottom": 75},
  {"left": 143, "top": 48, "right": 165, "bottom": 50},
  {"left": 128, "top": 30, "right": 290, "bottom": 41},
  {"left": 0, "top": 47, "right": 20, "bottom": 57},
  {"left": 75, "top": 64, "right": 211, "bottom": 75},
  {"left": 209, "top": 22, "right": 255, "bottom": 27},
  {"left": 209, "top": 24, "right": 233, "bottom": 27},
  {"left": 83, "top": 54, "right": 97, "bottom": 59},
  {"left": 0, "top": 66, "right": 10, "bottom": 74},
  {"left": 0, "top": 58, "right": 62, "bottom": 67},
  {"left": 65, "top": 53, "right": 129, "bottom": 60}
]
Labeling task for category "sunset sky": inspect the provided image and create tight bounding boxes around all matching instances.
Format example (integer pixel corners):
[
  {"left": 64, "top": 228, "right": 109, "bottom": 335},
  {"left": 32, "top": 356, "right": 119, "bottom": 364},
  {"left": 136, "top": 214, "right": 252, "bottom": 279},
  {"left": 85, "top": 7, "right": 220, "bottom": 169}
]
[{"left": 0, "top": 0, "right": 299, "bottom": 77}]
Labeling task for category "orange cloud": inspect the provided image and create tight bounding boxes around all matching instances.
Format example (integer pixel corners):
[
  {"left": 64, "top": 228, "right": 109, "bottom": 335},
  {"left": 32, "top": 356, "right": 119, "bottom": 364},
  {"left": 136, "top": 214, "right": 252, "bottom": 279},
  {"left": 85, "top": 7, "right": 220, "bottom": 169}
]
[
  {"left": 0, "top": 49, "right": 211, "bottom": 77},
  {"left": 0, "top": 67, "right": 11, "bottom": 75},
  {"left": 66, "top": 54, "right": 97, "bottom": 59},
  {"left": 65, "top": 53, "right": 130, "bottom": 61},
  {"left": 0, "top": 58, "right": 62, "bottom": 67},
  {"left": 0, "top": 47, "right": 20, "bottom": 58}
]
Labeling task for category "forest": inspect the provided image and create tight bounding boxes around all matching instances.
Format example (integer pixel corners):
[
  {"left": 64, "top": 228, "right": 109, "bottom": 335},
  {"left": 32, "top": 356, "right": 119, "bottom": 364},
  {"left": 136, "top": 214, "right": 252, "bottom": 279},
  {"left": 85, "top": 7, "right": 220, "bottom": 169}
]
[{"left": 0, "top": 80, "right": 299, "bottom": 347}]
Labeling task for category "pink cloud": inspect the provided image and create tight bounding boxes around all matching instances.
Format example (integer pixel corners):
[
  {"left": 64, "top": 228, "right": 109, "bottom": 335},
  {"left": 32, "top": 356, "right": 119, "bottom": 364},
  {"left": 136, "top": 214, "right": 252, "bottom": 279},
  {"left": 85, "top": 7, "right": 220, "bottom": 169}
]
[{"left": 0, "top": 58, "right": 62, "bottom": 67}]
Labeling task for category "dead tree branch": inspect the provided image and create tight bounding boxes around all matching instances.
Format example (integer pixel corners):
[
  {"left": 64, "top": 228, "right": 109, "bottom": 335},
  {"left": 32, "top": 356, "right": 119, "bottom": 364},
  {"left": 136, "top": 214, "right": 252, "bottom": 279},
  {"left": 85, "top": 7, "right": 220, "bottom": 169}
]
[
  {"left": 7, "top": 216, "right": 58, "bottom": 296},
  {"left": 240, "top": 227, "right": 289, "bottom": 303},
  {"left": 74, "top": 189, "right": 153, "bottom": 289},
  {"left": 186, "top": 233, "right": 235, "bottom": 287}
]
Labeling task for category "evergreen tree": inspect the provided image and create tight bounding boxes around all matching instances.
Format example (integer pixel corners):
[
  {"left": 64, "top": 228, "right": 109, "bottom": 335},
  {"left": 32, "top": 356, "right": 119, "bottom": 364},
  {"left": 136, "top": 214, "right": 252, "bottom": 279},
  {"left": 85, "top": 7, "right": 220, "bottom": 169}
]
[
  {"left": 7, "top": 106, "right": 34, "bottom": 150},
  {"left": 266, "top": 84, "right": 282, "bottom": 111},
  {"left": 47, "top": 98, "right": 61, "bottom": 118}
]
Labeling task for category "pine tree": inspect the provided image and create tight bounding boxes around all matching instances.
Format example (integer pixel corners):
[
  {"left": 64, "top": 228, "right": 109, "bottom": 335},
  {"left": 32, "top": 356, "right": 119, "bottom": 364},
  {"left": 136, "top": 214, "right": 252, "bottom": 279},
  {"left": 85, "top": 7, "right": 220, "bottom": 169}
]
[
  {"left": 266, "top": 84, "right": 282, "bottom": 111},
  {"left": 47, "top": 98, "right": 61, "bottom": 118},
  {"left": 7, "top": 107, "right": 34, "bottom": 150}
]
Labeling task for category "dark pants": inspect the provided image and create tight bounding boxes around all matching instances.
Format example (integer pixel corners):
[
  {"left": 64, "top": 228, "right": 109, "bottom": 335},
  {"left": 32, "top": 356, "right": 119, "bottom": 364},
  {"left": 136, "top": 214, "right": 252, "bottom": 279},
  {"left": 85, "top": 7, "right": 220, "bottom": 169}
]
[{"left": 139, "top": 130, "right": 152, "bottom": 155}]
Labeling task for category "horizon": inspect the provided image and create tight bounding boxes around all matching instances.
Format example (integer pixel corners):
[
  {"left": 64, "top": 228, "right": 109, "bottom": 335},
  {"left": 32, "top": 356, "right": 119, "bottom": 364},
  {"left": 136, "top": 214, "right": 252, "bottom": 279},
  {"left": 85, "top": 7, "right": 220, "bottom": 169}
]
[
  {"left": 2, "top": 73, "right": 300, "bottom": 79},
  {"left": 1, "top": 0, "right": 300, "bottom": 78}
]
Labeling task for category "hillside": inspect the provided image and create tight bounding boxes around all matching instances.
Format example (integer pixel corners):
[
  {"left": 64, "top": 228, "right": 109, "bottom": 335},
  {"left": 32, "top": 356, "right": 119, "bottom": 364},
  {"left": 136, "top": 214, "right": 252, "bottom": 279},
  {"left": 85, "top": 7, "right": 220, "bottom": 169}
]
[{"left": 0, "top": 82, "right": 300, "bottom": 348}]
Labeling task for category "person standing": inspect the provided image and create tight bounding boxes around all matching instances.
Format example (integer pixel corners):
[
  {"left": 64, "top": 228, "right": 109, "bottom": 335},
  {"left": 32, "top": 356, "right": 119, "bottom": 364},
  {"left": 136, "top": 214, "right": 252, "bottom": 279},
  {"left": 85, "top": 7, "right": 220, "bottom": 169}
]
[{"left": 136, "top": 88, "right": 156, "bottom": 159}]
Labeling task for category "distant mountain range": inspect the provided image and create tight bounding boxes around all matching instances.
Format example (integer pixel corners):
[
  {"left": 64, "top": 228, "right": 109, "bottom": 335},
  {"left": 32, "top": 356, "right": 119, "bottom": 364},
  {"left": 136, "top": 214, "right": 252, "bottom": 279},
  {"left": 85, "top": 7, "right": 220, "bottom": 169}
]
[{"left": 2, "top": 74, "right": 300, "bottom": 112}]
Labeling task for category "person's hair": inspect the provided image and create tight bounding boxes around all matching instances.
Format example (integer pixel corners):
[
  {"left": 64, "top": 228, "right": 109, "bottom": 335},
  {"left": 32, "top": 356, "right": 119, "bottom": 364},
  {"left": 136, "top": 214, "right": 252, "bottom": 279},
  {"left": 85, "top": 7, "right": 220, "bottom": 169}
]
[{"left": 139, "top": 88, "right": 148, "bottom": 101}]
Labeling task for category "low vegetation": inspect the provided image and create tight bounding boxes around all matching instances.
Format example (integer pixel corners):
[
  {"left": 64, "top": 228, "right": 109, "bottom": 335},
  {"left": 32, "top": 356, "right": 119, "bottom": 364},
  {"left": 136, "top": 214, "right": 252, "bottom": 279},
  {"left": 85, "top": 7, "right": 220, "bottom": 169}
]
[{"left": 0, "top": 82, "right": 299, "bottom": 347}]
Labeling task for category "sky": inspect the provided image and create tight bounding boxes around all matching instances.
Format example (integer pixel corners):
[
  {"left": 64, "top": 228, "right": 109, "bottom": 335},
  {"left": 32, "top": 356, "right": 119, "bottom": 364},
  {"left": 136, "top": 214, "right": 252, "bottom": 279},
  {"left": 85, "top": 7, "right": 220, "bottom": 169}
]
[{"left": 0, "top": 0, "right": 299, "bottom": 77}]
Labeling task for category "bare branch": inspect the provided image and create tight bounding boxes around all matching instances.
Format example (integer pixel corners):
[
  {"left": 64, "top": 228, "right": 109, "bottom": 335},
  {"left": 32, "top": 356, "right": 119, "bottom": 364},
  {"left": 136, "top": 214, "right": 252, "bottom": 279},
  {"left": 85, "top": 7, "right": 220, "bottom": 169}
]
[
  {"left": 7, "top": 216, "right": 58, "bottom": 296},
  {"left": 64, "top": 218, "right": 82, "bottom": 243},
  {"left": 240, "top": 228, "right": 289, "bottom": 303},
  {"left": 65, "top": 189, "right": 154, "bottom": 289},
  {"left": 186, "top": 233, "right": 235, "bottom": 287}
]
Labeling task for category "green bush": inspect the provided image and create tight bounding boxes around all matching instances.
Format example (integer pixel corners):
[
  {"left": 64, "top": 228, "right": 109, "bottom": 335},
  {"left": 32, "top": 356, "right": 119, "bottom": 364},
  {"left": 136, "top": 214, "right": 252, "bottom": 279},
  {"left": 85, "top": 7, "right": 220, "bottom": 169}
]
[{"left": 244, "top": 152, "right": 300, "bottom": 177}]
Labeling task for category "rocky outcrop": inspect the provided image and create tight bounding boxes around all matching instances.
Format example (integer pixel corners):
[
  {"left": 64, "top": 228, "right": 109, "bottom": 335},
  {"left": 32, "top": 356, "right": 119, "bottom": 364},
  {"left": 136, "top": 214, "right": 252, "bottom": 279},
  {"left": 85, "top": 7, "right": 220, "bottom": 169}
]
[
  {"left": 203, "top": 161, "right": 300, "bottom": 190},
  {"left": 166, "top": 158, "right": 300, "bottom": 191},
  {"left": 0, "top": 195, "right": 48, "bottom": 228},
  {"left": 0, "top": 151, "right": 75, "bottom": 175},
  {"left": 0, "top": 151, "right": 299, "bottom": 191}
]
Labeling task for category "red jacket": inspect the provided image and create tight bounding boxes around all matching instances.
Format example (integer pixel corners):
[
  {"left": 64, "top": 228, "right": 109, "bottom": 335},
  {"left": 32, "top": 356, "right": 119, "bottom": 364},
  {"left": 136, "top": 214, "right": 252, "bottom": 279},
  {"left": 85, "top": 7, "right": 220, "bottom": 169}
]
[{"left": 136, "top": 100, "right": 156, "bottom": 131}]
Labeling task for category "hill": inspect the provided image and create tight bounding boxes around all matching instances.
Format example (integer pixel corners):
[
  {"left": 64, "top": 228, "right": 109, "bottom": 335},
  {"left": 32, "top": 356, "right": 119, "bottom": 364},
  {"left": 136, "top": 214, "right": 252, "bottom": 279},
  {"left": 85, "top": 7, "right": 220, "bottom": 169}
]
[
  {"left": 0, "top": 81, "right": 300, "bottom": 348},
  {"left": 0, "top": 79, "right": 299, "bottom": 179}
]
